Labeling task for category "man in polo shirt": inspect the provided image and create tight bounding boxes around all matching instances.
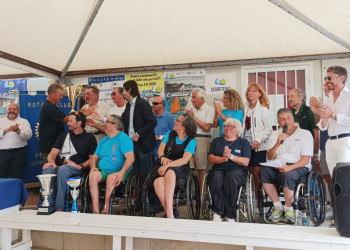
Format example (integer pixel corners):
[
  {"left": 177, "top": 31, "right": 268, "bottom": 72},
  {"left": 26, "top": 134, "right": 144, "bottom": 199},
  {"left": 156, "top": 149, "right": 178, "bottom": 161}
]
[
  {"left": 185, "top": 88, "right": 215, "bottom": 193},
  {"left": 82, "top": 85, "right": 110, "bottom": 142},
  {"left": 288, "top": 88, "right": 319, "bottom": 169},
  {"left": 260, "top": 108, "right": 313, "bottom": 224},
  {"left": 152, "top": 96, "right": 174, "bottom": 161},
  {"left": 42, "top": 111, "right": 97, "bottom": 211}
]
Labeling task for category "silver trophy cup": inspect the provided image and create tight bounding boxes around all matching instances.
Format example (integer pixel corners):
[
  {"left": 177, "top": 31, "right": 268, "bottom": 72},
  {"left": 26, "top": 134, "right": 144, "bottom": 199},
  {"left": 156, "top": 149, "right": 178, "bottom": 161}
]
[
  {"left": 67, "top": 177, "right": 83, "bottom": 213},
  {"left": 37, "top": 174, "right": 57, "bottom": 215}
]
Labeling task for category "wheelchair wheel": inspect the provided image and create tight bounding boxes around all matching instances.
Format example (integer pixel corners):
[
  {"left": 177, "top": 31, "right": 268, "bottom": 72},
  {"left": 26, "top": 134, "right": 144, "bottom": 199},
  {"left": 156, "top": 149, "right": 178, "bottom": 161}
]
[
  {"left": 258, "top": 184, "right": 273, "bottom": 223},
  {"left": 186, "top": 172, "right": 200, "bottom": 219},
  {"left": 307, "top": 172, "right": 326, "bottom": 226},
  {"left": 245, "top": 173, "right": 256, "bottom": 223},
  {"left": 81, "top": 174, "right": 93, "bottom": 213},
  {"left": 200, "top": 173, "right": 212, "bottom": 220},
  {"left": 125, "top": 171, "right": 144, "bottom": 216}
]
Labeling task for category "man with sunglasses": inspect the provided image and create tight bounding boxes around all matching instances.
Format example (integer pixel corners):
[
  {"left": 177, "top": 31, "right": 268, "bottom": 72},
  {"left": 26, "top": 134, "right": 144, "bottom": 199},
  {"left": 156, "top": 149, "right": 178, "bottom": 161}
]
[
  {"left": 42, "top": 111, "right": 97, "bottom": 212},
  {"left": 310, "top": 66, "right": 350, "bottom": 177},
  {"left": 152, "top": 96, "right": 174, "bottom": 161}
]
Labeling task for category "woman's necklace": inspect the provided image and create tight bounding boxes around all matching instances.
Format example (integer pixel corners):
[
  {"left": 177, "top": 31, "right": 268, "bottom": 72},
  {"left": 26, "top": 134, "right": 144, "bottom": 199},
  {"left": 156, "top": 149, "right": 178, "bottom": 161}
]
[{"left": 225, "top": 138, "right": 235, "bottom": 147}]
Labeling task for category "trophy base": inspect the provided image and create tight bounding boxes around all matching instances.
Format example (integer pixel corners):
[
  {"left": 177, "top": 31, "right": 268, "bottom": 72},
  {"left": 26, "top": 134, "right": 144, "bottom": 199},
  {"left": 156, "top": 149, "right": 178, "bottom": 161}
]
[{"left": 37, "top": 206, "right": 55, "bottom": 215}]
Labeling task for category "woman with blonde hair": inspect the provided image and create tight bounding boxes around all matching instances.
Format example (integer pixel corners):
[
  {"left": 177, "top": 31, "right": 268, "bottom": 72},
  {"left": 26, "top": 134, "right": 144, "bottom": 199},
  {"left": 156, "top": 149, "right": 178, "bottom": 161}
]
[
  {"left": 243, "top": 83, "right": 272, "bottom": 197},
  {"left": 213, "top": 89, "right": 244, "bottom": 136}
]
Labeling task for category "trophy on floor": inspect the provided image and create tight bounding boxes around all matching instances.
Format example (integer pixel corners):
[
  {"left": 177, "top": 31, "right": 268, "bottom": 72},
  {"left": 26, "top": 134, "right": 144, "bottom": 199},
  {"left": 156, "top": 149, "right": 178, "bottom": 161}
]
[
  {"left": 62, "top": 84, "right": 83, "bottom": 112},
  {"left": 67, "top": 177, "right": 84, "bottom": 213},
  {"left": 37, "top": 174, "right": 57, "bottom": 215}
]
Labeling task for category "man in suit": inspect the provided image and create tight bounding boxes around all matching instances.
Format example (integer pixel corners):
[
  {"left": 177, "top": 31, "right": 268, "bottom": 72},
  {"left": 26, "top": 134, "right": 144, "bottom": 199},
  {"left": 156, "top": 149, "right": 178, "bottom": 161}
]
[{"left": 121, "top": 80, "right": 157, "bottom": 179}]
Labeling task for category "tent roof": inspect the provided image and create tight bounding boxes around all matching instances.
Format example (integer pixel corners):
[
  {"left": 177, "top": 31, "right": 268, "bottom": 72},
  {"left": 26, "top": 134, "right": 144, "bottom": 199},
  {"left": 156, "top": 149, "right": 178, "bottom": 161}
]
[{"left": 1, "top": 0, "right": 350, "bottom": 80}]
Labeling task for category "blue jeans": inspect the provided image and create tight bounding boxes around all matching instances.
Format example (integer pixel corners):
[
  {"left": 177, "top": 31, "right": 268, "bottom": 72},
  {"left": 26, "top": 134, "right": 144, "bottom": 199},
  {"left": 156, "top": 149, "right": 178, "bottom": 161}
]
[{"left": 42, "top": 164, "right": 82, "bottom": 210}]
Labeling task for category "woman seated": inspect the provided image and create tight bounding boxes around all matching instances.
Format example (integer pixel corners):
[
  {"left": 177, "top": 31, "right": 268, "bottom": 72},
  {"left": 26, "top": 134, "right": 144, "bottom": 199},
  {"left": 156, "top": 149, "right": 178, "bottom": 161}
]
[
  {"left": 208, "top": 118, "right": 251, "bottom": 222},
  {"left": 154, "top": 113, "right": 197, "bottom": 218}
]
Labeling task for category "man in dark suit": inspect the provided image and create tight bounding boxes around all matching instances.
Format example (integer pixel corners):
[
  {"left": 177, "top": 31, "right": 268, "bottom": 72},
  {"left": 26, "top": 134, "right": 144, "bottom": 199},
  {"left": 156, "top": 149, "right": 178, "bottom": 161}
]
[{"left": 122, "top": 80, "right": 157, "bottom": 179}]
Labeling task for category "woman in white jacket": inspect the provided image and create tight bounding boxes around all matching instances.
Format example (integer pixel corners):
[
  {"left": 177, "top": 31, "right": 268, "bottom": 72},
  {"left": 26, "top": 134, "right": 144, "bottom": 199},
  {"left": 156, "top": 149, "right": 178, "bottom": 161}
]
[{"left": 243, "top": 83, "right": 272, "bottom": 197}]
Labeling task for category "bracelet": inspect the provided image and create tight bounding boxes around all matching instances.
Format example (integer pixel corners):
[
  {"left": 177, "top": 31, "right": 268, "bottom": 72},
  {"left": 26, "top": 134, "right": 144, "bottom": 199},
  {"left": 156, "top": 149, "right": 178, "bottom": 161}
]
[{"left": 159, "top": 155, "right": 164, "bottom": 159}]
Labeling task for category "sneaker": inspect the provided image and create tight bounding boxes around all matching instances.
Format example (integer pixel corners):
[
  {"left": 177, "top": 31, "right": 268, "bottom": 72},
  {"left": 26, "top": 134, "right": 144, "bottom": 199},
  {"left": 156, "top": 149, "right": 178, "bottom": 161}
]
[
  {"left": 223, "top": 217, "right": 235, "bottom": 223},
  {"left": 268, "top": 208, "right": 284, "bottom": 222},
  {"left": 212, "top": 212, "right": 221, "bottom": 222},
  {"left": 282, "top": 211, "right": 295, "bottom": 224}
]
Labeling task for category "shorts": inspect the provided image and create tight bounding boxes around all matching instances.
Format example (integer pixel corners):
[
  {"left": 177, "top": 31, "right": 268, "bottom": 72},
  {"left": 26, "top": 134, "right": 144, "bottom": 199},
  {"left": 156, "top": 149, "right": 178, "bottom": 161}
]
[
  {"left": 259, "top": 166, "right": 308, "bottom": 191},
  {"left": 248, "top": 150, "right": 267, "bottom": 167},
  {"left": 190, "top": 137, "right": 211, "bottom": 170},
  {"left": 99, "top": 169, "right": 129, "bottom": 182}
]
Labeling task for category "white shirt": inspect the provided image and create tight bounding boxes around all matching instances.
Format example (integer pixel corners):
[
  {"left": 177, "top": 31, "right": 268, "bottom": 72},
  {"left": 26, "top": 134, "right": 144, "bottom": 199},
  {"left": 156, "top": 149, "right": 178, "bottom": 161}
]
[
  {"left": 82, "top": 101, "right": 110, "bottom": 133},
  {"left": 0, "top": 116, "right": 32, "bottom": 150},
  {"left": 318, "top": 86, "right": 350, "bottom": 136},
  {"left": 128, "top": 97, "right": 137, "bottom": 137},
  {"left": 186, "top": 101, "right": 215, "bottom": 136},
  {"left": 108, "top": 104, "right": 126, "bottom": 117},
  {"left": 267, "top": 127, "right": 313, "bottom": 170}
]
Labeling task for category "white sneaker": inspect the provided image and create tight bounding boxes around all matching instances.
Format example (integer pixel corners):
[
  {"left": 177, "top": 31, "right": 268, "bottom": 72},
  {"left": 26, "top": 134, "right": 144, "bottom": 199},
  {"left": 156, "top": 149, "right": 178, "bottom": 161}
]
[{"left": 212, "top": 213, "right": 221, "bottom": 222}]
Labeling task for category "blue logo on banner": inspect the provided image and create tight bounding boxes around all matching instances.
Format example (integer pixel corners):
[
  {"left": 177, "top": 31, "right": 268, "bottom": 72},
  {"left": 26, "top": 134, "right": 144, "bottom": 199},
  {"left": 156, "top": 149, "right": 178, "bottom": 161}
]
[
  {"left": 0, "top": 79, "right": 27, "bottom": 95},
  {"left": 88, "top": 75, "right": 125, "bottom": 85},
  {"left": 19, "top": 92, "right": 72, "bottom": 184}
]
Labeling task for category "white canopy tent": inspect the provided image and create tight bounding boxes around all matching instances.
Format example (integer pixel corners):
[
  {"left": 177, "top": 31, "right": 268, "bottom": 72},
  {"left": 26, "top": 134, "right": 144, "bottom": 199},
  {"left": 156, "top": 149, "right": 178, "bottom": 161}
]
[{"left": 0, "top": 0, "right": 350, "bottom": 81}]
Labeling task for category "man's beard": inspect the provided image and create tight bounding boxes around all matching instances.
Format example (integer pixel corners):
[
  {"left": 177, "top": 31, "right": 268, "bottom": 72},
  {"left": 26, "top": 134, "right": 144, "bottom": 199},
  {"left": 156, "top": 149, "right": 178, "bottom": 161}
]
[{"left": 7, "top": 112, "right": 17, "bottom": 120}]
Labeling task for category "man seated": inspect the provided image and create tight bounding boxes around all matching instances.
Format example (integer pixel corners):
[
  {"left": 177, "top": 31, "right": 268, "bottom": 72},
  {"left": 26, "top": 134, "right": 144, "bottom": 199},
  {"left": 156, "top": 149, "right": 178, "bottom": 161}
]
[
  {"left": 89, "top": 115, "right": 134, "bottom": 214},
  {"left": 42, "top": 111, "right": 97, "bottom": 211},
  {"left": 260, "top": 108, "right": 313, "bottom": 224}
]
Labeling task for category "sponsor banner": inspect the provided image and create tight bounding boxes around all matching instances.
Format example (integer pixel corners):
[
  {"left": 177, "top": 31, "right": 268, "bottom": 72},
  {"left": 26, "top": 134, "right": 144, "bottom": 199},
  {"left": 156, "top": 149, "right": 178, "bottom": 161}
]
[
  {"left": 126, "top": 72, "right": 164, "bottom": 103},
  {"left": 88, "top": 75, "right": 125, "bottom": 107},
  {"left": 19, "top": 92, "right": 72, "bottom": 184},
  {"left": 0, "top": 79, "right": 27, "bottom": 96},
  {"left": 164, "top": 69, "right": 205, "bottom": 117},
  {"left": 205, "top": 73, "right": 236, "bottom": 95}
]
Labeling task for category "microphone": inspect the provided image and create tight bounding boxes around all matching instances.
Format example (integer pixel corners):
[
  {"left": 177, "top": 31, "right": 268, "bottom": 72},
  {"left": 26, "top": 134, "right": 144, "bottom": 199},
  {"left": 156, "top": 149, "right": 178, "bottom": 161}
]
[{"left": 280, "top": 125, "right": 287, "bottom": 144}]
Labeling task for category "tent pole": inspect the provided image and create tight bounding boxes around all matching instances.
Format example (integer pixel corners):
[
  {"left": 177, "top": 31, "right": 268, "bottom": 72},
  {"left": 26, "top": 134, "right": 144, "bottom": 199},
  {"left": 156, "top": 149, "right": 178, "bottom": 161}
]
[{"left": 59, "top": 0, "right": 105, "bottom": 84}]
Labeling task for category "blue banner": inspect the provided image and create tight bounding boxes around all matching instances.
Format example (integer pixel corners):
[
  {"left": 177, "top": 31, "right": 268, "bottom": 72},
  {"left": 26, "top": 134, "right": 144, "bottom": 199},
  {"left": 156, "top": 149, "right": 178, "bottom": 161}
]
[
  {"left": 0, "top": 79, "right": 27, "bottom": 96},
  {"left": 88, "top": 75, "right": 125, "bottom": 85},
  {"left": 19, "top": 92, "right": 72, "bottom": 184}
]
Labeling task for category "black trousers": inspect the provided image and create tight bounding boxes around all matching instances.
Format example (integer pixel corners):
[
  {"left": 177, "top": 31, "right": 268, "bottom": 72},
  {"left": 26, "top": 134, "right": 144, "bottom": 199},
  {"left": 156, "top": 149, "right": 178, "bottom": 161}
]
[
  {"left": 0, "top": 147, "right": 26, "bottom": 178},
  {"left": 208, "top": 168, "right": 246, "bottom": 219}
]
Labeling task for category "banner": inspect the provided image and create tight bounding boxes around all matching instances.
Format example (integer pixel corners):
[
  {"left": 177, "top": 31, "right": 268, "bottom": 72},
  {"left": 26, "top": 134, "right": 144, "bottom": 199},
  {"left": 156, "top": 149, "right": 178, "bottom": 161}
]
[
  {"left": 205, "top": 73, "right": 236, "bottom": 95},
  {"left": 0, "top": 79, "right": 27, "bottom": 96},
  {"left": 126, "top": 72, "right": 164, "bottom": 104},
  {"left": 19, "top": 92, "right": 72, "bottom": 184},
  {"left": 88, "top": 75, "right": 125, "bottom": 107},
  {"left": 164, "top": 69, "right": 205, "bottom": 117}
]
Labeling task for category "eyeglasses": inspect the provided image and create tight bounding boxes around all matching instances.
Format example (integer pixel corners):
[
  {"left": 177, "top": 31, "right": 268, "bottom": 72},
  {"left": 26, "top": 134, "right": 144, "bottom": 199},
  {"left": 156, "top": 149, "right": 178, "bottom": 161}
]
[
  {"left": 324, "top": 75, "right": 341, "bottom": 81},
  {"left": 175, "top": 118, "right": 183, "bottom": 123},
  {"left": 111, "top": 92, "right": 117, "bottom": 96},
  {"left": 152, "top": 102, "right": 162, "bottom": 105},
  {"left": 224, "top": 125, "right": 236, "bottom": 129},
  {"left": 106, "top": 120, "right": 115, "bottom": 125}
]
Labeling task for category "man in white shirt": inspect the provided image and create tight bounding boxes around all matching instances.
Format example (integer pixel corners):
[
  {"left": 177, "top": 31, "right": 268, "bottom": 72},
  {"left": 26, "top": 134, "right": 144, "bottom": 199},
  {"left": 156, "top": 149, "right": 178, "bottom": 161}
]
[
  {"left": 311, "top": 66, "right": 350, "bottom": 176},
  {"left": 260, "top": 108, "right": 313, "bottom": 224},
  {"left": 81, "top": 85, "right": 110, "bottom": 142},
  {"left": 0, "top": 103, "right": 32, "bottom": 178},
  {"left": 185, "top": 88, "right": 215, "bottom": 193}
]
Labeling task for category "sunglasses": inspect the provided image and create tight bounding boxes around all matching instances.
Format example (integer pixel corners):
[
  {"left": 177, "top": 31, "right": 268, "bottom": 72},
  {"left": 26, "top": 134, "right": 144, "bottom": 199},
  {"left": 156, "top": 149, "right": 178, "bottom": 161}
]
[
  {"left": 324, "top": 75, "right": 341, "bottom": 81},
  {"left": 224, "top": 125, "right": 236, "bottom": 129},
  {"left": 152, "top": 102, "right": 162, "bottom": 105}
]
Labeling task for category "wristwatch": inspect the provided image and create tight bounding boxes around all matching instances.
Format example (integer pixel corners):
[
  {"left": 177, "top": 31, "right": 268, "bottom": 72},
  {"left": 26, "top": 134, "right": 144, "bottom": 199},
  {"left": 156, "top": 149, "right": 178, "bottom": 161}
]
[
  {"left": 331, "top": 113, "right": 337, "bottom": 120},
  {"left": 230, "top": 155, "right": 234, "bottom": 161},
  {"left": 79, "top": 163, "right": 84, "bottom": 170}
]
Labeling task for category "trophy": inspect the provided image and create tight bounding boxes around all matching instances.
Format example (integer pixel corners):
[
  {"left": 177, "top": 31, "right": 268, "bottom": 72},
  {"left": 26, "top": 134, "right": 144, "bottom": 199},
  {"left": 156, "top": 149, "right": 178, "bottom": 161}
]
[
  {"left": 62, "top": 84, "right": 83, "bottom": 112},
  {"left": 37, "top": 174, "right": 57, "bottom": 215},
  {"left": 67, "top": 177, "right": 84, "bottom": 213}
]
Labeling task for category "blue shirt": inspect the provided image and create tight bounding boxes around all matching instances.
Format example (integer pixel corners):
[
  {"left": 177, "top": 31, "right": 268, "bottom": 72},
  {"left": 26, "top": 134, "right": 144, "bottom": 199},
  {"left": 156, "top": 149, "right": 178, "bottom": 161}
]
[
  {"left": 162, "top": 131, "right": 197, "bottom": 155},
  {"left": 218, "top": 109, "right": 243, "bottom": 136},
  {"left": 153, "top": 111, "right": 175, "bottom": 155},
  {"left": 94, "top": 132, "right": 133, "bottom": 173}
]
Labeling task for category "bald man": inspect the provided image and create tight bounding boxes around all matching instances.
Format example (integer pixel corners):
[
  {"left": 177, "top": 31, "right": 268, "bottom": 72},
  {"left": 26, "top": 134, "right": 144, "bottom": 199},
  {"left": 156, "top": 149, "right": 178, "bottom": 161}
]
[
  {"left": 152, "top": 96, "right": 174, "bottom": 160},
  {"left": 0, "top": 103, "right": 32, "bottom": 178}
]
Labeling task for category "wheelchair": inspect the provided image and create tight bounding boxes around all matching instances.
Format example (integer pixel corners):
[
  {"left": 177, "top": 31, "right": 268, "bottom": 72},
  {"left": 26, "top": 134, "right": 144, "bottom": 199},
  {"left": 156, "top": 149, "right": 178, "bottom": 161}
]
[
  {"left": 201, "top": 170, "right": 256, "bottom": 223},
  {"left": 81, "top": 170, "right": 144, "bottom": 215},
  {"left": 142, "top": 171, "right": 201, "bottom": 219},
  {"left": 258, "top": 171, "right": 326, "bottom": 226}
]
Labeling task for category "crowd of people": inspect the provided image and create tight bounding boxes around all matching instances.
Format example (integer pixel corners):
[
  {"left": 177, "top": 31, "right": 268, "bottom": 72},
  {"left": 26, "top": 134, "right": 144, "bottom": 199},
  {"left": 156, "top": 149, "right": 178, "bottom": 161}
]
[{"left": 1, "top": 65, "right": 349, "bottom": 224}]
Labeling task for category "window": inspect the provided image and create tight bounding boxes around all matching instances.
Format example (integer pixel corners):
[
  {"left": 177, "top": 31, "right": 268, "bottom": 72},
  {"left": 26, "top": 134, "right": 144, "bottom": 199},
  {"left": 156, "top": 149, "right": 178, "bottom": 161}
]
[{"left": 241, "top": 62, "right": 313, "bottom": 126}]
